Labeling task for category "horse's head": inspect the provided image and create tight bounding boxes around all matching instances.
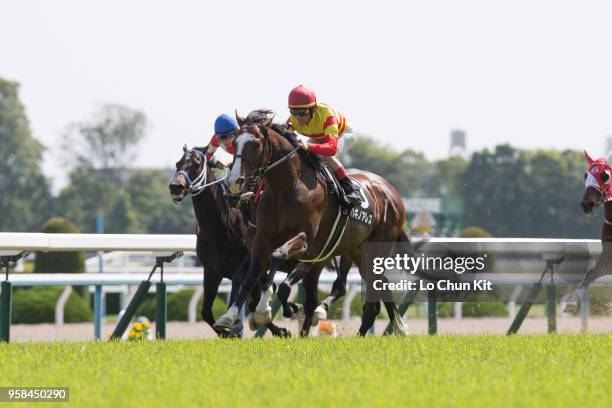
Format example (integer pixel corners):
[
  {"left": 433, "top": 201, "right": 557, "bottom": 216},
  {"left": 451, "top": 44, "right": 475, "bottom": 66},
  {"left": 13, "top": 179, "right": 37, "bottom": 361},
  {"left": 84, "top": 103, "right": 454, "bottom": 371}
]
[
  {"left": 582, "top": 150, "right": 611, "bottom": 215},
  {"left": 169, "top": 145, "right": 208, "bottom": 203},
  {"left": 227, "top": 111, "right": 274, "bottom": 196}
]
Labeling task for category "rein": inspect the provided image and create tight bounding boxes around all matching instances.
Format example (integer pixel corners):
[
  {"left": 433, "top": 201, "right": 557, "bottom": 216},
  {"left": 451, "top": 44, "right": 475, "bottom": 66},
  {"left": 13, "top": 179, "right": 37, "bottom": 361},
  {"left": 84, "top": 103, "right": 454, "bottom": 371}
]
[
  {"left": 173, "top": 150, "right": 229, "bottom": 203},
  {"left": 234, "top": 125, "right": 300, "bottom": 201}
]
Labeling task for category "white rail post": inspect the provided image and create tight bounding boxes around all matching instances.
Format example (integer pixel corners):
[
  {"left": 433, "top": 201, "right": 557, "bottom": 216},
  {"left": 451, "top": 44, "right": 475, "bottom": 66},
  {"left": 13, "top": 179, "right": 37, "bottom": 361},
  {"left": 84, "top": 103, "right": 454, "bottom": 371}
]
[
  {"left": 454, "top": 302, "right": 462, "bottom": 320},
  {"left": 55, "top": 286, "right": 73, "bottom": 326},
  {"left": 342, "top": 285, "right": 361, "bottom": 321},
  {"left": 188, "top": 286, "right": 204, "bottom": 323}
]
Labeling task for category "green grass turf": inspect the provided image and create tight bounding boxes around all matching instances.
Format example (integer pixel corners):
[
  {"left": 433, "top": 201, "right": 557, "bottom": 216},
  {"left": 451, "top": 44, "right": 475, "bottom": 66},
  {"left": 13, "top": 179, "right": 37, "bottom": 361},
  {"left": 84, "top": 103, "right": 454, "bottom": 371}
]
[{"left": 1, "top": 335, "right": 610, "bottom": 407}]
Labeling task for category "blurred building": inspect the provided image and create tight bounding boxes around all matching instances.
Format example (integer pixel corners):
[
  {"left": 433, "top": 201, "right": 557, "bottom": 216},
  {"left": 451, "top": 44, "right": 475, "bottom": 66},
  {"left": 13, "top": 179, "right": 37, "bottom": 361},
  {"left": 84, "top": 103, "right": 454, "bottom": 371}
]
[
  {"left": 449, "top": 129, "right": 467, "bottom": 158},
  {"left": 606, "top": 136, "right": 612, "bottom": 162}
]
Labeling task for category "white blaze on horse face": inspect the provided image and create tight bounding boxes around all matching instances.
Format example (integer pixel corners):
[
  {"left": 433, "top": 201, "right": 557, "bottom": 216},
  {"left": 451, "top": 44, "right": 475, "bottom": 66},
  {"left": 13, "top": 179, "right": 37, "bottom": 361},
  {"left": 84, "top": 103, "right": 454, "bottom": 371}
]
[
  {"left": 228, "top": 132, "right": 255, "bottom": 194},
  {"left": 585, "top": 171, "right": 600, "bottom": 191}
]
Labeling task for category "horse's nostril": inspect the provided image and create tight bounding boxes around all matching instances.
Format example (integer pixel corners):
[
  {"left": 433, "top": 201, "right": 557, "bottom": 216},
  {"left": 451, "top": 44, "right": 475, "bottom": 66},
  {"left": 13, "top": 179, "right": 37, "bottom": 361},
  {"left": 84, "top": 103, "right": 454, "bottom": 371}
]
[
  {"left": 169, "top": 183, "right": 182, "bottom": 194},
  {"left": 581, "top": 201, "right": 595, "bottom": 212}
]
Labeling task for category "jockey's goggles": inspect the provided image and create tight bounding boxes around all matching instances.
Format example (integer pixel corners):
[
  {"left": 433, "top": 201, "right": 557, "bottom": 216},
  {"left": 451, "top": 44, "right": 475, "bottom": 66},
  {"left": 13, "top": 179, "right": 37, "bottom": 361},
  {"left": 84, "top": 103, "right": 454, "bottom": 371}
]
[{"left": 290, "top": 108, "right": 311, "bottom": 117}]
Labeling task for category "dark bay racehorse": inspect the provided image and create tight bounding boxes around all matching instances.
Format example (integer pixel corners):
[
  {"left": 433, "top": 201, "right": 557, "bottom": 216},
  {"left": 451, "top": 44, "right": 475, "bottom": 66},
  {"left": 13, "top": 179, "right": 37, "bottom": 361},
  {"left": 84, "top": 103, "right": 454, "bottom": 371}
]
[
  {"left": 169, "top": 146, "right": 289, "bottom": 337},
  {"left": 565, "top": 151, "right": 612, "bottom": 311},
  {"left": 214, "top": 113, "right": 410, "bottom": 336}
]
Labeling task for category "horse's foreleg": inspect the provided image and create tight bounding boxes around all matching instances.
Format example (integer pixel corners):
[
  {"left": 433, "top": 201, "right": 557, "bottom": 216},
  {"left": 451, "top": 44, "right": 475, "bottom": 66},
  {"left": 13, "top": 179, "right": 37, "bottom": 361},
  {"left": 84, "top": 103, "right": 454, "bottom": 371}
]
[
  {"left": 214, "top": 237, "right": 272, "bottom": 331},
  {"left": 271, "top": 233, "right": 310, "bottom": 320},
  {"left": 254, "top": 272, "right": 274, "bottom": 326},
  {"left": 246, "top": 282, "right": 262, "bottom": 331},
  {"left": 201, "top": 272, "right": 228, "bottom": 337},
  {"left": 230, "top": 258, "right": 249, "bottom": 305},
  {"left": 277, "top": 263, "right": 309, "bottom": 318},
  {"left": 271, "top": 232, "right": 308, "bottom": 261},
  {"left": 564, "top": 251, "right": 612, "bottom": 313},
  {"left": 299, "top": 267, "right": 322, "bottom": 337}
]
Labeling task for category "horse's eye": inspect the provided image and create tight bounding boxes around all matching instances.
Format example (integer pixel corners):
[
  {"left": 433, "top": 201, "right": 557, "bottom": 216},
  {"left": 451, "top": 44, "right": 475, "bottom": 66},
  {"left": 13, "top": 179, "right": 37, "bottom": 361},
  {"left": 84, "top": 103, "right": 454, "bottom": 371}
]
[{"left": 602, "top": 172, "right": 610, "bottom": 182}]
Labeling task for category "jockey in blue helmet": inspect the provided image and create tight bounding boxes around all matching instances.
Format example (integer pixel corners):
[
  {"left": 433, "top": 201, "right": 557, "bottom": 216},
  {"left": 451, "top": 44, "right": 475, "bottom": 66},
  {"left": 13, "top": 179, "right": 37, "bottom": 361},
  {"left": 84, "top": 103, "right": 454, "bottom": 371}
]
[{"left": 204, "top": 114, "right": 239, "bottom": 168}]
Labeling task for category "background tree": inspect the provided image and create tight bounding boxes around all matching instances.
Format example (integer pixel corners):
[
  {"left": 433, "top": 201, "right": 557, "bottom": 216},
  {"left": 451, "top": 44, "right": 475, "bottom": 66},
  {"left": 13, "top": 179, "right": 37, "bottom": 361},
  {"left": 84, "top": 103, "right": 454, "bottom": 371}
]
[
  {"left": 0, "top": 78, "right": 52, "bottom": 231},
  {"left": 341, "top": 136, "right": 431, "bottom": 196},
  {"left": 61, "top": 104, "right": 147, "bottom": 176},
  {"left": 462, "top": 145, "right": 600, "bottom": 238},
  {"left": 55, "top": 104, "right": 147, "bottom": 232},
  {"left": 125, "top": 170, "right": 194, "bottom": 234}
]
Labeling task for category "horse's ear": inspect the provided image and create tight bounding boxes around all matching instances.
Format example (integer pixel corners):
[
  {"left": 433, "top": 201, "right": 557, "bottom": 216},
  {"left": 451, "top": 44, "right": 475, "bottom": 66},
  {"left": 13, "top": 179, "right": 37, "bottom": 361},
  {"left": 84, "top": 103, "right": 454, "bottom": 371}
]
[
  {"left": 584, "top": 150, "right": 594, "bottom": 165},
  {"left": 235, "top": 110, "right": 245, "bottom": 126},
  {"left": 183, "top": 144, "right": 188, "bottom": 153}
]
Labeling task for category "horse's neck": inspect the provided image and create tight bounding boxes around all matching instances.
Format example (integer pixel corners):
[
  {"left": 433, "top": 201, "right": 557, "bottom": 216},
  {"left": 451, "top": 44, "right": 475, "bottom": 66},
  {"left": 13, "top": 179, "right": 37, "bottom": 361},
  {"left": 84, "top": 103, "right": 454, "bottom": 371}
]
[
  {"left": 602, "top": 202, "right": 612, "bottom": 242},
  {"left": 191, "top": 173, "right": 231, "bottom": 239},
  {"left": 263, "top": 135, "right": 313, "bottom": 198}
]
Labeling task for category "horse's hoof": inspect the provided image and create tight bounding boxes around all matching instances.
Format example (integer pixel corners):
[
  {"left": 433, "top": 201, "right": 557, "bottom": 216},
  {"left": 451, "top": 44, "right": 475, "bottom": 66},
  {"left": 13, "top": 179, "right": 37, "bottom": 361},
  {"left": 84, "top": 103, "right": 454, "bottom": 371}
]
[
  {"left": 255, "top": 308, "right": 272, "bottom": 325},
  {"left": 272, "top": 327, "right": 291, "bottom": 338},
  {"left": 229, "top": 320, "right": 243, "bottom": 337},
  {"left": 313, "top": 305, "right": 327, "bottom": 323},
  {"left": 296, "top": 304, "right": 305, "bottom": 331},
  {"left": 283, "top": 302, "right": 298, "bottom": 319},
  {"left": 247, "top": 312, "right": 257, "bottom": 331},
  {"left": 392, "top": 316, "right": 408, "bottom": 337},
  {"left": 213, "top": 316, "right": 236, "bottom": 331},
  {"left": 563, "top": 302, "right": 578, "bottom": 314},
  {"left": 219, "top": 321, "right": 243, "bottom": 339},
  {"left": 213, "top": 306, "right": 239, "bottom": 331}
]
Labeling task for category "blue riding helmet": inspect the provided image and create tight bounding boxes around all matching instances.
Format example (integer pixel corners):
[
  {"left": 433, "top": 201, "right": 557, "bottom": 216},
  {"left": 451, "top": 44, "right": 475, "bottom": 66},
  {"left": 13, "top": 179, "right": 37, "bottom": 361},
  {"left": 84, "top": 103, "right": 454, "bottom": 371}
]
[{"left": 214, "top": 114, "right": 239, "bottom": 135}]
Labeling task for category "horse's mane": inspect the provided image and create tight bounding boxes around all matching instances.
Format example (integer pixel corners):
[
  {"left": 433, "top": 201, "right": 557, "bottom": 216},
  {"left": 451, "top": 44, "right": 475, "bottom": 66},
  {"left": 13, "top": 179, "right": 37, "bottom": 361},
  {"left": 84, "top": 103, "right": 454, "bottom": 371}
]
[{"left": 243, "top": 109, "right": 323, "bottom": 168}]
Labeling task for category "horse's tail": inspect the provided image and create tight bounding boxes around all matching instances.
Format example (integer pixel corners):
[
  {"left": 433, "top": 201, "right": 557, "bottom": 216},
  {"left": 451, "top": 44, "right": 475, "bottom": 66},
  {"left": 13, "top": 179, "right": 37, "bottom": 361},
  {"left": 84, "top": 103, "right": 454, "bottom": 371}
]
[
  {"left": 397, "top": 229, "right": 458, "bottom": 282},
  {"left": 396, "top": 228, "right": 424, "bottom": 255}
]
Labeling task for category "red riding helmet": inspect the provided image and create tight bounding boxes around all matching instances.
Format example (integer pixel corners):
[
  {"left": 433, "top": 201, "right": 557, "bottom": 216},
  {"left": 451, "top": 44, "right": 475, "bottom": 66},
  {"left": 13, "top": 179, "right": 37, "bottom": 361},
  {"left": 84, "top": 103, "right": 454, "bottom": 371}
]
[{"left": 288, "top": 85, "right": 317, "bottom": 108}]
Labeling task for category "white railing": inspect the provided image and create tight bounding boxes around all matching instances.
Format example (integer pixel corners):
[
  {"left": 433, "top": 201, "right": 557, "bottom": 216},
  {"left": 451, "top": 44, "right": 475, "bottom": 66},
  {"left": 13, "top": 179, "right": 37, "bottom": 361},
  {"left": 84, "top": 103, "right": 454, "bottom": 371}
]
[{"left": 1, "top": 233, "right": 611, "bottom": 337}]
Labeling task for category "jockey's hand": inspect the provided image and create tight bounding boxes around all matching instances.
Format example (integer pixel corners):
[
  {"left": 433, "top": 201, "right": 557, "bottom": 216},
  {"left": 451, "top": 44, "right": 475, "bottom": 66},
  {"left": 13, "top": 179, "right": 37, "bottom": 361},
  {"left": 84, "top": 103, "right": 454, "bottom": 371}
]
[
  {"left": 213, "top": 161, "right": 226, "bottom": 170},
  {"left": 297, "top": 140, "right": 309, "bottom": 151}
]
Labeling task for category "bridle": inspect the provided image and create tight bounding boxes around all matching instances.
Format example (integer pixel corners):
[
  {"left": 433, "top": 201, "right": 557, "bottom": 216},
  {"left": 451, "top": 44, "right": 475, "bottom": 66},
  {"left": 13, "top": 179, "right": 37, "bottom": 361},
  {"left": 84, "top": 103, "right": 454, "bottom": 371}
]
[
  {"left": 584, "top": 162, "right": 612, "bottom": 225},
  {"left": 172, "top": 148, "right": 229, "bottom": 204},
  {"left": 232, "top": 124, "right": 300, "bottom": 201}
]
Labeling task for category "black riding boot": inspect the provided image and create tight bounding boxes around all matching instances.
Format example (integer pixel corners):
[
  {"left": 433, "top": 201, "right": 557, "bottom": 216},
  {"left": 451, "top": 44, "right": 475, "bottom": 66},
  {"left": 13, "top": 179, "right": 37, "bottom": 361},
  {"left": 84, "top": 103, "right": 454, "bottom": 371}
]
[{"left": 339, "top": 177, "right": 363, "bottom": 206}]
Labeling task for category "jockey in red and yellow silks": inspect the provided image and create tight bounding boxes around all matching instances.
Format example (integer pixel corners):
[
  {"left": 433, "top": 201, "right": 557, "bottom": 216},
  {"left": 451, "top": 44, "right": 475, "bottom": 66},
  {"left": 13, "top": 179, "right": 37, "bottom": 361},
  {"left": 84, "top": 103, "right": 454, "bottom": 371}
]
[{"left": 286, "top": 85, "right": 362, "bottom": 205}]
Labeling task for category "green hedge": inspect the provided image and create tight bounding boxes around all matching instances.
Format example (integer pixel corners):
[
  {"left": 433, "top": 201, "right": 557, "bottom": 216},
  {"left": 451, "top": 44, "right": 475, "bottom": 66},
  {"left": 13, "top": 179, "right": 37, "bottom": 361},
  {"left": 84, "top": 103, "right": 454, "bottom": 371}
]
[
  {"left": 136, "top": 289, "right": 227, "bottom": 321},
  {"left": 459, "top": 226, "right": 492, "bottom": 238},
  {"left": 438, "top": 301, "right": 507, "bottom": 317},
  {"left": 34, "top": 217, "right": 85, "bottom": 274},
  {"left": 12, "top": 286, "right": 93, "bottom": 324},
  {"left": 34, "top": 217, "right": 87, "bottom": 299}
]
